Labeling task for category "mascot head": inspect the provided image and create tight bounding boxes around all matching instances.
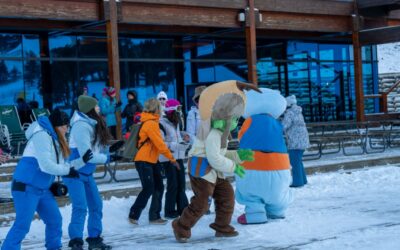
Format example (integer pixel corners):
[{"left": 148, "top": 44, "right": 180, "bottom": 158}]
[
  {"left": 243, "top": 88, "right": 287, "bottom": 119},
  {"left": 197, "top": 80, "right": 260, "bottom": 147}
]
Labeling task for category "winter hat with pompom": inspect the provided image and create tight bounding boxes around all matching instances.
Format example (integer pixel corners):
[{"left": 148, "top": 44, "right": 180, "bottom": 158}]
[{"left": 164, "top": 99, "right": 181, "bottom": 115}]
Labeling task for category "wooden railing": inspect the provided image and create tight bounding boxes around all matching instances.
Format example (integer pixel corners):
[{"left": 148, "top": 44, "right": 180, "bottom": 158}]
[{"left": 364, "top": 79, "right": 400, "bottom": 114}]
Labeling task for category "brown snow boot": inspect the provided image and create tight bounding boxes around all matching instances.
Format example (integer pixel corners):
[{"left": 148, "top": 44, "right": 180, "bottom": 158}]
[{"left": 172, "top": 219, "right": 190, "bottom": 243}]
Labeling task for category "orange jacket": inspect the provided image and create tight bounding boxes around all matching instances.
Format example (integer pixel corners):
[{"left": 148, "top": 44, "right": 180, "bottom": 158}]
[{"left": 134, "top": 112, "right": 176, "bottom": 164}]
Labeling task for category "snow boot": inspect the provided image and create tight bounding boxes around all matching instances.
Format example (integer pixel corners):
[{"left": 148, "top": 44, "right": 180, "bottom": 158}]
[
  {"left": 149, "top": 218, "right": 168, "bottom": 225},
  {"left": 86, "top": 236, "right": 112, "bottom": 250},
  {"left": 237, "top": 213, "right": 267, "bottom": 225},
  {"left": 128, "top": 217, "right": 139, "bottom": 225},
  {"left": 68, "top": 238, "right": 84, "bottom": 250},
  {"left": 172, "top": 219, "right": 189, "bottom": 243}
]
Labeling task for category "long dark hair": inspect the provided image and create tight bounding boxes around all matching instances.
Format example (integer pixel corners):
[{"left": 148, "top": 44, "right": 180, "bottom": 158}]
[
  {"left": 86, "top": 109, "right": 111, "bottom": 146},
  {"left": 166, "top": 111, "right": 180, "bottom": 127}
]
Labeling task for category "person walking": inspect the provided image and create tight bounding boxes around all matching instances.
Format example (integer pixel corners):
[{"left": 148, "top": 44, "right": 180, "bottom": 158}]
[
  {"left": 99, "top": 87, "right": 122, "bottom": 139},
  {"left": 1, "top": 109, "right": 80, "bottom": 250},
  {"left": 282, "top": 95, "right": 310, "bottom": 187},
  {"left": 121, "top": 90, "right": 142, "bottom": 133},
  {"left": 65, "top": 95, "right": 113, "bottom": 250},
  {"left": 159, "top": 99, "right": 190, "bottom": 219},
  {"left": 128, "top": 98, "right": 179, "bottom": 225}
]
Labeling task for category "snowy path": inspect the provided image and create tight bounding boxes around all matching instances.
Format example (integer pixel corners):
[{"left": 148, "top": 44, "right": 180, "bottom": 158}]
[{"left": 1, "top": 166, "right": 400, "bottom": 249}]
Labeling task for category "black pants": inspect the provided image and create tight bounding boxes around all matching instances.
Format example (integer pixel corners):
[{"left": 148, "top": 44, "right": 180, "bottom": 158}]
[
  {"left": 129, "top": 161, "right": 164, "bottom": 221},
  {"left": 164, "top": 160, "right": 188, "bottom": 217},
  {"left": 109, "top": 125, "right": 117, "bottom": 139}
]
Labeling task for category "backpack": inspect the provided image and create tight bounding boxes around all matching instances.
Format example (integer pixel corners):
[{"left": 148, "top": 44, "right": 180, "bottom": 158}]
[
  {"left": 122, "top": 121, "right": 166, "bottom": 161},
  {"left": 122, "top": 122, "right": 148, "bottom": 161}
]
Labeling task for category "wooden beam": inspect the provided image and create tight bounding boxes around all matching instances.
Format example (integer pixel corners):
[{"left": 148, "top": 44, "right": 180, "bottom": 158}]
[
  {"left": 122, "top": 3, "right": 241, "bottom": 28},
  {"left": 357, "top": 0, "right": 400, "bottom": 9},
  {"left": 255, "top": 0, "right": 354, "bottom": 16},
  {"left": 360, "top": 25, "right": 400, "bottom": 45},
  {"left": 0, "top": 0, "right": 99, "bottom": 21},
  {"left": 352, "top": 14, "right": 365, "bottom": 122},
  {"left": 123, "top": 0, "right": 246, "bottom": 9},
  {"left": 105, "top": 0, "right": 122, "bottom": 139},
  {"left": 246, "top": 0, "right": 258, "bottom": 85},
  {"left": 259, "top": 12, "right": 351, "bottom": 32}
]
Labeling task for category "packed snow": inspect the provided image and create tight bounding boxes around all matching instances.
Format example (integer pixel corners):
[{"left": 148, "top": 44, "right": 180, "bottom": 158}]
[{"left": 1, "top": 165, "right": 400, "bottom": 249}]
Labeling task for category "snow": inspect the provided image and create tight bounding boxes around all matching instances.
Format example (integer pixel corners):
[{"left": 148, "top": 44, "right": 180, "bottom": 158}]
[
  {"left": 1, "top": 165, "right": 400, "bottom": 249},
  {"left": 377, "top": 42, "right": 400, "bottom": 74}
]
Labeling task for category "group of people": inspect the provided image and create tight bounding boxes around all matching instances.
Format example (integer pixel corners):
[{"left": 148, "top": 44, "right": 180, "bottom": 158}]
[{"left": 1, "top": 80, "right": 310, "bottom": 249}]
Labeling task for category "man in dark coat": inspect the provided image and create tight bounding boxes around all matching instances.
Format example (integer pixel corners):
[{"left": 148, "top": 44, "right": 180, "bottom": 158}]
[{"left": 121, "top": 90, "right": 143, "bottom": 132}]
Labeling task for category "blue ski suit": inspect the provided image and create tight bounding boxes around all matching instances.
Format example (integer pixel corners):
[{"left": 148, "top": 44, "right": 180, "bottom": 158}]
[
  {"left": 1, "top": 117, "right": 70, "bottom": 250},
  {"left": 64, "top": 111, "right": 108, "bottom": 240}
]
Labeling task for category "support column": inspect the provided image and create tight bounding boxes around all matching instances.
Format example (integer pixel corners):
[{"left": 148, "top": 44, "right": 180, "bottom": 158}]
[
  {"left": 39, "top": 33, "right": 52, "bottom": 111},
  {"left": 245, "top": 0, "right": 258, "bottom": 85},
  {"left": 105, "top": 0, "right": 122, "bottom": 139},
  {"left": 352, "top": 14, "right": 365, "bottom": 122}
]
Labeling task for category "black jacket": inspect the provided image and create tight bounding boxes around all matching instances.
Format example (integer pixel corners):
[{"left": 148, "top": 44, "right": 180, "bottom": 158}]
[{"left": 121, "top": 100, "right": 143, "bottom": 131}]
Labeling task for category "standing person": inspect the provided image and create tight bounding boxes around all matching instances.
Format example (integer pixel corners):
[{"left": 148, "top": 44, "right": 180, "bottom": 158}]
[
  {"left": 121, "top": 90, "right": 142, "bottom": 133},
  {"left": 186, "top": 86, "right": 206, "bottom": 142},
  {"left": 99, "top": 87, "right": 122, "bottom": 139},
  {"left": 1, "top": 109, "right": 81, "bottom": 250},
  {"left": 128, "top": 98, "right": 179, "bottom": 225},
  {"left": 282, "top": 95, "right": 310, "bottom": 188},
  {"left": 65, "top": 95, "right": 113, "bottom": 250},
  {"left": 157, "top": 91, "right": 168, "bottom": 114},
  {"left": 159, "top": 99, "right": 190, "bottom": 219}
]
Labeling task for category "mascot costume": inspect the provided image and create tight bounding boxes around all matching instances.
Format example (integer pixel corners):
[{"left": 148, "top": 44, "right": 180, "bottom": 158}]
[
  {"left": 172, "top": 80, "right": 259, "bottom": 242},
  {"left": 236, "top": 88, "right": 293, "bottom": 224}
]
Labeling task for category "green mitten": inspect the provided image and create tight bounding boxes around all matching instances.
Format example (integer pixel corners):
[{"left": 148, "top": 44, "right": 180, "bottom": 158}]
[
  {"left": 237, "top": 149, "right": 255, "bottom": 162},
  {"left": 234, "top": 164, "right": 246, "bottom": 178}
]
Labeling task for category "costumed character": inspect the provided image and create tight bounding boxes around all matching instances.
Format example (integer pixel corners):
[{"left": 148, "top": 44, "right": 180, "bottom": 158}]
[
  {"left": 236, "top": 88, "right": 293, "bottom": 224},
  {"left": 172, "top": 80, "right": 259, "bottom": 243}
]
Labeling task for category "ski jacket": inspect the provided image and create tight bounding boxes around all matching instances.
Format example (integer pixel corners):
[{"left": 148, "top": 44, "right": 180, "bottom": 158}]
[
  {"left": 186, "top": 106, "right": 201, "bottom": 142},
  {"left": 13, "top": 116, "right": 70, "bottom": 189},
  {"left": 99, "top": 96, "right": 120, "bottom": 127},
  {"left": 159, "top": 117, "right": 189, "bottom": 162},
  {"left": 121, "top": 100, "right": 143, "bottom": 131},
  {"left": 69, "top": 111, "right": 108, "bottom": 175},
  {"left": 281, "top": 105, "right": 310, "bottom": 150},
  {"left": 134, "top": 112, "right": 176, "bottom": 164}
]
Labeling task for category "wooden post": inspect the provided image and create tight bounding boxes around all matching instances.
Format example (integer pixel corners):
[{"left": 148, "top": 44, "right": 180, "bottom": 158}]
[
  {"left": 246, "top": 0, "right": 258, "bottom": 85},
  {"left": 105, "top": 0, "right": 122, "bottom": 139},
  {"left": 352, "top": 14, "right": 365, "bottom": 122}
]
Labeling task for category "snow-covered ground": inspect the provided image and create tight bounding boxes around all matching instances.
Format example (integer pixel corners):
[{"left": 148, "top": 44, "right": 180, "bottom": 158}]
[
  {"left": 378, "top": 42, "right": 400, "bottom": 74},
  {"left": 1, "top": 165, "right": 400, "bottom": 249}
]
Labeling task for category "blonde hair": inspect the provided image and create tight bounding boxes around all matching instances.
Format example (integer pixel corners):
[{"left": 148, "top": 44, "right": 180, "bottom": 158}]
[{"left": 143, "top": 98, "right": 161, "bottom": 115}]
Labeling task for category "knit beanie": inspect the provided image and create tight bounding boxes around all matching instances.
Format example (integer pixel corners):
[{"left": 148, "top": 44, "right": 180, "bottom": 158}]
[
  {"left": 164, "top": 99, "right": 181, "bottom": 115},
  {"left": 49, "top": 108, "right": 69, "bottom": 127},
  {"left": 157, "top": 91, "right": 168, "bottom": 100},
  {"left": 106, "top": 87, "right": 116, "bottom": 96},
  {"left": 78, "top": 95, "right": 98, "bottom": 114}
]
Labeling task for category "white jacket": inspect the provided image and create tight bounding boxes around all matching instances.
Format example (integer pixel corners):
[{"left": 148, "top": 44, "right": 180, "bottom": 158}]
[
  {"left": 186, "top": 106, "right": 201, "bottom": 142},
  {"left": 159, "top": 117, "right": 190, "bottom": 162}
]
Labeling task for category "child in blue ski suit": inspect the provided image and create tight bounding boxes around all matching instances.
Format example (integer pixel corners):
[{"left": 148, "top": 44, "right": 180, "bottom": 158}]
[
  {"left": 1, "top": 109, "right": 80, "bottom": 250},
  {"left": 236, "top": 88, "right": 293, "bottom": 224},
  {"left": 65, "top": 95, "right": 112, "bottom": 250}
]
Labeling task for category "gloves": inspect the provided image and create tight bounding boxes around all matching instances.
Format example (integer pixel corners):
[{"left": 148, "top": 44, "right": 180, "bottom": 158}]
[
  {"left": 237, "top": 149, "right": 255, "bottom": 162},
  {"left": 110, "top": 155, "right": 124, "bottom": 162},
  {"left": 115, "top": 101, "right": 122, "bottom": 108},
  {"left": 65, "top": 167, "right": 80, "bottom": 178},
  {"left": 109, "top": 140, "right": 124, "bottom": 153},
  {"left": 234, "top": 164, "right": 246, "bottom": 178},
  {"left": 82, "top": 149, "right": 93, "bottom": 164}
]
